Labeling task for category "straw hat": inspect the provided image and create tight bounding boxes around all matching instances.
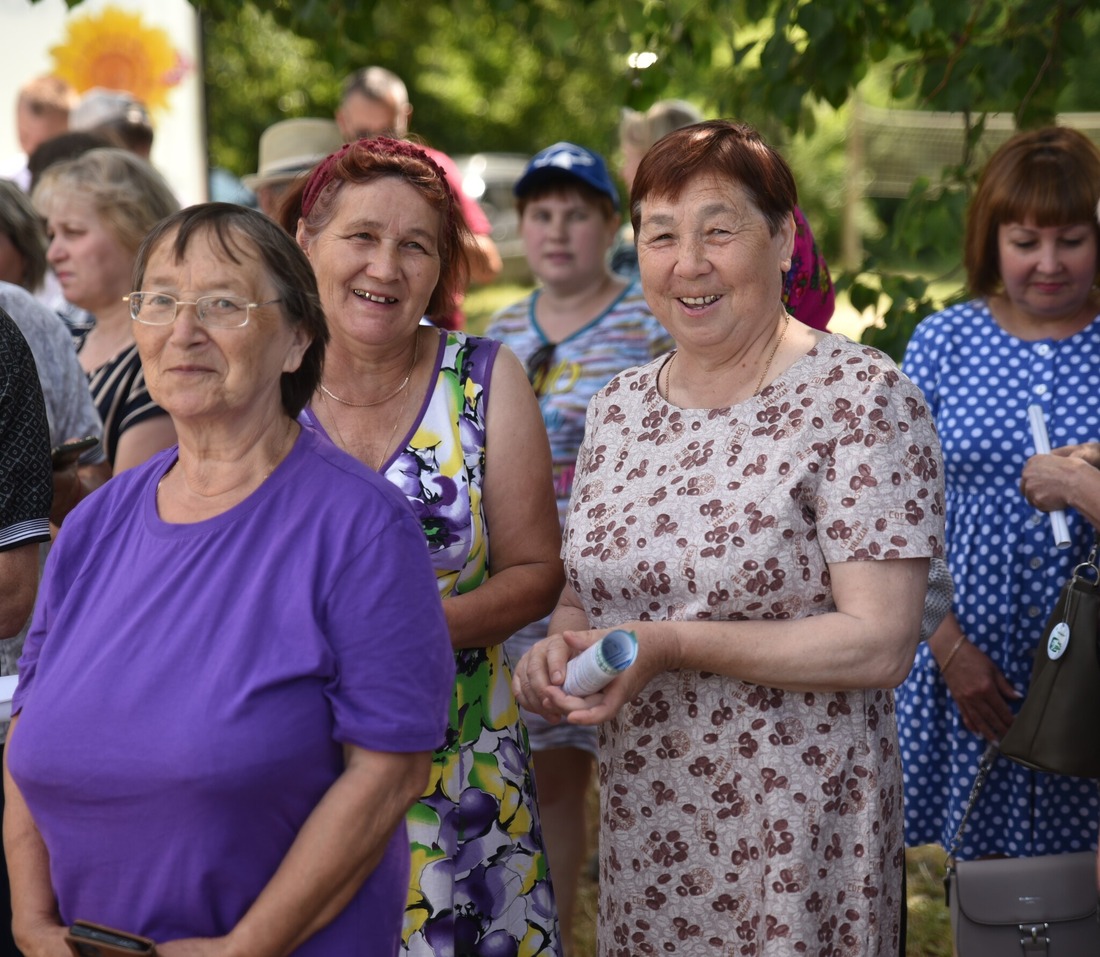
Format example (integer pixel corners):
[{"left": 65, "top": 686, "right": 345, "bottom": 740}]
[{"left": 243, "top": 118, "right": 343, "bottom": 190}]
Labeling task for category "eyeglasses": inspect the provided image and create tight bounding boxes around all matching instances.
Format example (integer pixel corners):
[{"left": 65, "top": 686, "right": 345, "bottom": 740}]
[
  {"left": 525, "top": 341, "right": 557, "bottom": 395},
  {"left": 125, "top": 292, "right": 281, "bottom": 329}
]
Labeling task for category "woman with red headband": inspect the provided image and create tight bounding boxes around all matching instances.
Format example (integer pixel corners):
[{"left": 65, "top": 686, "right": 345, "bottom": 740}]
[{"left": 280, "top": 139, "right": 564, "bottom": 957}]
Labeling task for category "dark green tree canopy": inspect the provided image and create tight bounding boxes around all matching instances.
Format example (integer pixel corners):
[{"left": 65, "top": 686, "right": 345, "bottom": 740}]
[{"left": 44, "top": 0, "right": 1100, "bottom": 355}]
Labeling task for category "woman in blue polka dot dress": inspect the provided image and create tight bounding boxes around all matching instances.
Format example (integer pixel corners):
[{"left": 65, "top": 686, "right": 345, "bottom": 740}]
[{"left": 896, "top": 126, "right": 1100, "bottom": 860}]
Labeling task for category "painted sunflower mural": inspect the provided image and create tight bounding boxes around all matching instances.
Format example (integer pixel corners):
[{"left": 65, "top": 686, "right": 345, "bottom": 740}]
[{"left": 49, "top": 4, "right": 188, "bottom": 112}]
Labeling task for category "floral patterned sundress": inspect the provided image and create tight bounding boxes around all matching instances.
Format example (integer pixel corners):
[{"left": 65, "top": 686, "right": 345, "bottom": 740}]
[{"left": 309, "top": 331, "right": 560, "bottom": 956}]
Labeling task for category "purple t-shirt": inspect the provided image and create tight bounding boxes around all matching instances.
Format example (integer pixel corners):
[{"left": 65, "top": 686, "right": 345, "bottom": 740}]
[{"left": 7, "top": 426, "right": 454, "bottom": 956}]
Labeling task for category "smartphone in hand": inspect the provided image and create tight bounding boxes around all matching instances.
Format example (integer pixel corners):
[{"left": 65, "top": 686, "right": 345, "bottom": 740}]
[
  {"left": 64, "top": 921, "right": 156, "bottom": 957},
  {"left": 51, "top": 434, "right": 100, "bottom": 470}
]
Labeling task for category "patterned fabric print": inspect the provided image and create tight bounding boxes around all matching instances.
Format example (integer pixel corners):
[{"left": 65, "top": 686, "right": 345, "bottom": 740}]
[
  {"left": 562, "top": 334, "right": 944, "bottom": 956},
  {"left": 391, "top": 332, "right": 560, "bottom": 957},
  {"left": 72, "top": 327, "right": 167, "bottom": 467},
  {"left": 896, "top": 301, "right": 1100, "bottom": 859},
  {"left": 487, "top": 281, "right": 672, "bottom": 525},
  {"left": 0, "top": 308, "right": 51, "bottom": 550}
]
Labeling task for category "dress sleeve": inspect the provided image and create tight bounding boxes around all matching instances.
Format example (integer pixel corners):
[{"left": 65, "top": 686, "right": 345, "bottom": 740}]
[
  {"left": 900, "top": 313, "right": 944, "bottom": 419},
  {"left": 561, "top": 386, "right": 606, "bottom": 560},
  {"left": 812, "top": 353, "right": 945, "bottom": 564},
  {"left": 321, "top": 505, "right": 455, "bottom": 753},
  {"left": 782, "top": 206, "right": 835, "bottom": 332}
]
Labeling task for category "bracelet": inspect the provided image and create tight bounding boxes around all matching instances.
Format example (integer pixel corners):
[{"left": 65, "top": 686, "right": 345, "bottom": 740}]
[{"left": 939, "top": 634, "right": 967, "bottom": 675}]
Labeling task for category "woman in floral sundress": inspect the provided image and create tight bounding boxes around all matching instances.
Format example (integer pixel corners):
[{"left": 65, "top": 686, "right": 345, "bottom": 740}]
[
  {"left": 284, "top": 137, "right": 564, "bottom": 956},
  {"left": 514, "top": 121, "right": 945, "bottom": 955}
]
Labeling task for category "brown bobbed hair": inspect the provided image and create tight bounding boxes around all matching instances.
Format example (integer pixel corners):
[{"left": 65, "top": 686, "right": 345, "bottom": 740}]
[
  {"left": 965, "top": 126, "right": 1100, "bottom": 296},
  {"left": 630, "top": 121, "right": 798, "bottom": 238},
  {"left": 279, "top": 139, "right": 473, "bottom": 323},
  {"left": 133, "top": 203, "right": 329, "bottom": 418}
]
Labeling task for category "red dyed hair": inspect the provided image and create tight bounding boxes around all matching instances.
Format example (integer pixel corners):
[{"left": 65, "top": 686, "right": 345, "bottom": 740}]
[{"left": 280, "top": 137, "right": 473, "bottom": 321}]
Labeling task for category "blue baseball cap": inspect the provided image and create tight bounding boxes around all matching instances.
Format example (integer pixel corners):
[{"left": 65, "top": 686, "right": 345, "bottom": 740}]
[{"left": 513, "top": 142, "right": 619, "bottom": 207}]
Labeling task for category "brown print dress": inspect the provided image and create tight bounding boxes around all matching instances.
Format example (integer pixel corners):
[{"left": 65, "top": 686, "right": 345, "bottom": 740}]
[{"left": 562, "top": 334, "right": 944, "bottom": 956}]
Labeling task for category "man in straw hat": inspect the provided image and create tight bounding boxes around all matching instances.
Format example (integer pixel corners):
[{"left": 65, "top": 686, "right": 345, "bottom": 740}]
[{"left": 244, "top": 118, "right": 343, "bottom": 218}]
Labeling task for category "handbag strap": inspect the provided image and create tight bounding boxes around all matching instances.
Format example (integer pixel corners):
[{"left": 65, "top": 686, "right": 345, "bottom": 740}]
[
  {"left": 945, "top": 742, "right": 999, "bottom": 865},
  {"left": 1074, "top": 533, "right": 1100, "bottom": 586}
]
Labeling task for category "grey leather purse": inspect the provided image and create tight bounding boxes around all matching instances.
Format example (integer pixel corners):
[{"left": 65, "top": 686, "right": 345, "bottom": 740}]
[{"left": 944, "top": 747, "right": 1100, "bottom": 956}]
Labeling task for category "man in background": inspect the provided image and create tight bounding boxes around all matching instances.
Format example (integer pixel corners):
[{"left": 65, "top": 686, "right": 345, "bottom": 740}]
[
  {"left": 3, "top": 74, "right": 77, "bottom": 191},
  {"left": 68, "top": 87, "right": 154, "bottom": 160},
  {"left": 244, "top": 117, "right": 343, "bottom": 219},
  {"left": 336, "top": 66, "right": 501, "bottom": 327}
]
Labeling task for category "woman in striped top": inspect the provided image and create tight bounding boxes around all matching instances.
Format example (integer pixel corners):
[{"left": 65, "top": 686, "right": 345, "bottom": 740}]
[{"left": 34, "top": 147, "right": 178, "bottom": 473}]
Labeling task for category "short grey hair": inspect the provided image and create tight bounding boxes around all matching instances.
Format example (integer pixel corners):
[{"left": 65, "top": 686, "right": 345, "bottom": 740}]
[{"left": 340, "top": 66, "right": 409, "bottom": 110}]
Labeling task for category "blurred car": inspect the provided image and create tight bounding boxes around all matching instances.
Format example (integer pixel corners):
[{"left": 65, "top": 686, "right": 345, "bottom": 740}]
[{"left": 454, "top": 152, "right": 531, "bottom": 282}]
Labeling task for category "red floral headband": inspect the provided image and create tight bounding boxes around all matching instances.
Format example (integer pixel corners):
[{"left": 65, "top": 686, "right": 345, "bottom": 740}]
[{"left": 300, "top": 136, "right": 454, "bottom": 217}]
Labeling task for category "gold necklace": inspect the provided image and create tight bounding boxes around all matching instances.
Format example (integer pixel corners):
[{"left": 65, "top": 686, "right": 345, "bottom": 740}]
[
  {"left": 320, "top": 332, "right": 419, "bottom": 407},
  {"left": 662, "top": 312, "right": 792, "bottom": 402},
  {"left": 321, "top": 371, "right": 411, "bottom": 472},
  {"left": 754, "top": 312, "right": 791, "bottom": 395},
  {"left": 660, "top": 351, "right": 677, "bottom": 400}
]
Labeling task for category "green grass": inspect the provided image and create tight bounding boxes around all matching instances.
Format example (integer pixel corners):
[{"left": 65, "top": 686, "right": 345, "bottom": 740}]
[
  {"left": 905, "top": 845, "right": 953, "bottom": 956},
  {"left": 464, "top": 281, "right": 535, "bottom": 336}
]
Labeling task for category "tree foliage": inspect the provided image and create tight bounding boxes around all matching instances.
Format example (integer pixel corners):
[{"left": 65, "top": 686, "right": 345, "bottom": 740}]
[{"left": 46, "top": 0, "right": 1100, "bottom": 356}]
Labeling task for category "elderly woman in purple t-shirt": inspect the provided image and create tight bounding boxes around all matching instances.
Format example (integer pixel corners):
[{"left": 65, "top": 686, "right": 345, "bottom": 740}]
[{"left": 4, "top": 203, "right": 455, "bottom": 957}]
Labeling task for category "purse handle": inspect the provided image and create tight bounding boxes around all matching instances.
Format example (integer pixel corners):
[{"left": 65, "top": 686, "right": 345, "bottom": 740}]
[
  {"left": 1072, "top": 534, "right": 1100, "bottom": 587},
  {"left": 945, "top": 743, "right": 999, "bottom": 866}
]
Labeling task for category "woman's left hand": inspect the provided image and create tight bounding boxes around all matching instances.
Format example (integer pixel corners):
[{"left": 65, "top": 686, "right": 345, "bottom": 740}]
[{"left": 1020, "top": 450, "right": 1084, "bottom": 511}]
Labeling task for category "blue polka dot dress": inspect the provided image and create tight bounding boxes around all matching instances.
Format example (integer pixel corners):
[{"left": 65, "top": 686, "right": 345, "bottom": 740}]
[{"left": 895, "top": 300, "right": 1100, "bottom": 859}]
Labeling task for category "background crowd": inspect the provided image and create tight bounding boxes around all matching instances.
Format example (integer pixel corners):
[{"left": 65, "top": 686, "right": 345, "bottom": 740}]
[{"left": 0, "top": 57, "right": 1097, "bottom": 957}]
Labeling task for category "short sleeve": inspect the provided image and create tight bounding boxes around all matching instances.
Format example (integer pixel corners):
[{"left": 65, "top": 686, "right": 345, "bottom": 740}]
[
  {"left": 901, "top": 312, "right": 948, "bottom": 419},
  {"left": 812, "top": 356, "right": 945, "bottom": 564},
  {"left": 561, "top": 384, "right": 607, "bottom": 559},
  {"left": 42, "top": 313, "right": 105, "bottom": 463},
  {"left": 322, "top": 505, "right": 455, "bottom": 753}
]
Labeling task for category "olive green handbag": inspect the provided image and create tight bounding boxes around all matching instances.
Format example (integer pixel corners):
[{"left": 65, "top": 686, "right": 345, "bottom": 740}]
[{"left": 998, "top": 535, "right": 1100, "bottom": 779}]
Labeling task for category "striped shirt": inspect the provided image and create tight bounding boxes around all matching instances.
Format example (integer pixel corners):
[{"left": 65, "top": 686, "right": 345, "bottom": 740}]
[{"left": 72, "top": 328, "right": 168, "bottom": 467}]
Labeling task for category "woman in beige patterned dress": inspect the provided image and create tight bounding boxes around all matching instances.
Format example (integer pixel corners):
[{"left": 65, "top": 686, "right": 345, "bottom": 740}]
[{"left": 513, "top": 121, "right": 945, "bottom": 956}]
